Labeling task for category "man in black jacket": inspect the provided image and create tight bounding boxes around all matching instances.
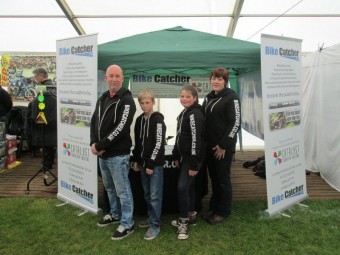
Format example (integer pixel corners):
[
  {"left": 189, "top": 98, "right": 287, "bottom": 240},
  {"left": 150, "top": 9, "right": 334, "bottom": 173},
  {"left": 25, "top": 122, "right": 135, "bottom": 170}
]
[
  {"left": 90, "top": 65, "right": 136, "bottom": 240},
  {"left": 26, "top": 68, "right": 56, "bottom": 168}
]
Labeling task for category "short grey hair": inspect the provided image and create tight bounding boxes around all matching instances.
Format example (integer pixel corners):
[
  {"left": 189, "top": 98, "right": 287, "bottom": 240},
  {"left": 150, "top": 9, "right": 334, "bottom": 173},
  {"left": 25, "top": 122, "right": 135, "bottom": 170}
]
[{"left": 33, "top": 68, "right": 48, "bottom": 78}]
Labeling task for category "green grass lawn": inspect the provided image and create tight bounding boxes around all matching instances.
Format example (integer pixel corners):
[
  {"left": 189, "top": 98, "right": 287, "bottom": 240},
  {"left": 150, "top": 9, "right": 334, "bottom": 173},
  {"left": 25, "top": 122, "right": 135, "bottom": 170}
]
[{"left": 0, "top": 198, "right": 339, "bottom": 255}]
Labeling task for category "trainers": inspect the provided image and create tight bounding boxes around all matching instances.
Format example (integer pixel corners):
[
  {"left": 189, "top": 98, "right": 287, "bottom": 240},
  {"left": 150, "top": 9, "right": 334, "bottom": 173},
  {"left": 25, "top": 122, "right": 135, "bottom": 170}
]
[
  {"left": 144, "top": 227, "right": 160, "bottom": 240},
  {"left": 177, "top": 219, "right": 189, "bottom": 240},
  {"left": 139, "top": 220, "right": 150, "bottom": 228},
  {"left": 111, "top": 225, "right": 134, "bottom": 240},
  {"left": 172, "top": 211, "right": 197, "bottom": 227},
  {"left": 97, "top": 214, "right": 120, "bottom": 227}
]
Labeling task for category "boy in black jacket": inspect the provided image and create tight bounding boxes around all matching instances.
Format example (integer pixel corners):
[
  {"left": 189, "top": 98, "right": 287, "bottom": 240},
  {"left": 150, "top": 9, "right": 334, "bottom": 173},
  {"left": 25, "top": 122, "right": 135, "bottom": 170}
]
[{"left": 132, "top": 89, "right": 166, "bottom": 240}]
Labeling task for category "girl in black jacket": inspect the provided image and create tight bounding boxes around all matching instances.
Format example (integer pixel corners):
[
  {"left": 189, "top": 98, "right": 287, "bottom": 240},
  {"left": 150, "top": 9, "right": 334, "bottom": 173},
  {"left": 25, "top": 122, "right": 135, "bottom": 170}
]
[{"left": 172, "top": 85, "right": 205, "bottom": 240}]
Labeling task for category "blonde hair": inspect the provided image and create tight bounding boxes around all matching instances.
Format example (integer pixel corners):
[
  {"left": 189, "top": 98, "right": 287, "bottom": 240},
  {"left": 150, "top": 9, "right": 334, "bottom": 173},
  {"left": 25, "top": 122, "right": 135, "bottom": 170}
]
[{"left": 138, "top": 89, "right": 155, "bottom": 103}]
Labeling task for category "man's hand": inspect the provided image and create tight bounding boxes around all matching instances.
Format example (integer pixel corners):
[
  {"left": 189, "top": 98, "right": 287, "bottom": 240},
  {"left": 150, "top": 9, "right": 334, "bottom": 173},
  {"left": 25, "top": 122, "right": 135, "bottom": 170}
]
[{"left": 91, "top": 143, "right": 105, "bottom": 156}]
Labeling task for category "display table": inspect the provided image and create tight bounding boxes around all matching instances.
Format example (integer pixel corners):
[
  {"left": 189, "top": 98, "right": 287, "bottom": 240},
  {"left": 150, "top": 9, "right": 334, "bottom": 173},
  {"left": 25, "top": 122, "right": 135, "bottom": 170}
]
[{"left": 100, "top": 146, "right": 208, "bottom": 215}]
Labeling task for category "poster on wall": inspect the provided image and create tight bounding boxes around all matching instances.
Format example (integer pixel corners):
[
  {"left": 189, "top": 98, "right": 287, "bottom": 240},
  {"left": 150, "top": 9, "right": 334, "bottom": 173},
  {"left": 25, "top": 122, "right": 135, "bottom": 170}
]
[
  {"left": 56, "top": 34, "right": 100, "bottom": 214},
  {"left": 261, "top": 34, "right": 308, "bottom": 216},
  {"left": 0, "top": 54, "right": 56, "bottom": 101}
]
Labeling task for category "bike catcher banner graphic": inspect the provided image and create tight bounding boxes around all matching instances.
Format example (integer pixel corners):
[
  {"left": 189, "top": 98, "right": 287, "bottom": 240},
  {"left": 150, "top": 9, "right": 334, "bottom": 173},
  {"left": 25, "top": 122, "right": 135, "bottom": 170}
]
[
  {"left": 261, "top": 34, "right": 308, "bottom": 216},
  {"left": 56, "top": 34, "right": 100, "bottom": 214},
  {"left": 130, "top": 73, "right": 211, "bottom": 98}
]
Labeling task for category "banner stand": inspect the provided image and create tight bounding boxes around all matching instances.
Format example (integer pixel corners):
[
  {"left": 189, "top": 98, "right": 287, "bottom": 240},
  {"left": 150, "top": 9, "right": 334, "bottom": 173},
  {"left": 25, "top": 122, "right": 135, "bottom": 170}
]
[{"left": 261, "top": 34, "right": 308, "bottom": 217}]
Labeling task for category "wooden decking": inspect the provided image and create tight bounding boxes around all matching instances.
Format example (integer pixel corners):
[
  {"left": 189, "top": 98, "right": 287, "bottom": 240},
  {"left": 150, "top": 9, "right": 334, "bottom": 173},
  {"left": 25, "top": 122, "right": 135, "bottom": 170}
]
[{"left": 1, "top": 150, "right": 339, "bottom": 200}]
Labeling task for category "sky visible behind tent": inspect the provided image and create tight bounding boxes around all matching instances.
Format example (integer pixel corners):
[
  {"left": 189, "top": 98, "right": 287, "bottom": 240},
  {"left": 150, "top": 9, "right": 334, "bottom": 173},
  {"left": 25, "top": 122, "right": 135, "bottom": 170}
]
[{"left": 0, "top": 0, "right": 340, "bottom": 53}]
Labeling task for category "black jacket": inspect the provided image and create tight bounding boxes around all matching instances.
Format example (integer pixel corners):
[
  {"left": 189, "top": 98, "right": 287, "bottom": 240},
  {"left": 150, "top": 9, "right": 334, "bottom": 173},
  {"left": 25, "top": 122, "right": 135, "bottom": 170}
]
[
  {"left": 132, "top": 112, "right": 166, "bottom": 169},
  {"left": 202, "top": 87, "right": 241, "bottom": 152},
  {"left": 172, "top": 103, "right": 205, "bottom": 171},
  {"left": 90, "top": 88, "right": 136, "bottom": 157},
  {"left": 0, "top": 86, "right": 13, "bottom": 117}
]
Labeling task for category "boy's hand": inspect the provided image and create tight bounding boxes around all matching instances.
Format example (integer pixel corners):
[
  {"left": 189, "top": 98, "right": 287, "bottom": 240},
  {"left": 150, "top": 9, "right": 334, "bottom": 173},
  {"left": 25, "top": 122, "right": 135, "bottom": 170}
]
[{"left": 132, "top": 162, "right": 140, "bottom": 172}]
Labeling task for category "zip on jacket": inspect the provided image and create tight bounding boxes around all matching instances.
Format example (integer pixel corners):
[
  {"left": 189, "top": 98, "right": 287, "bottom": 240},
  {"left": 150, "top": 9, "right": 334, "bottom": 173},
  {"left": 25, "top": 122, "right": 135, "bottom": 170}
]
[{"left": 132, "top": 112, "right": 166, "bottom": 169}]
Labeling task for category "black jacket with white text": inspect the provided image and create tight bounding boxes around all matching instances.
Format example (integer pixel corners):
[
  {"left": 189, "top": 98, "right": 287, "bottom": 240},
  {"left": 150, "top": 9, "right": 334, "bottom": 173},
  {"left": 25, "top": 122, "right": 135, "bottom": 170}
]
[
  {"left": 172, "top": 103, "right": 205, "bottom": 171},
  {"left": 132, "top": 112, "right": 166, "bottom": 169},
  {"left": 202, "top": 87, "right": 241, "bottom": 153},
  {"left": 90, "top": 88, "right": 136, "bottom": 157}
]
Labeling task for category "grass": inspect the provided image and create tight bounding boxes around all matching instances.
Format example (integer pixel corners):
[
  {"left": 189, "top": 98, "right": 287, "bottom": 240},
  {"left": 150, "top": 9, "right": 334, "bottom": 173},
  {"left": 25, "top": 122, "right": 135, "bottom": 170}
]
[{"left": 0, "top": 198, "right": 340, "bottom": 255}]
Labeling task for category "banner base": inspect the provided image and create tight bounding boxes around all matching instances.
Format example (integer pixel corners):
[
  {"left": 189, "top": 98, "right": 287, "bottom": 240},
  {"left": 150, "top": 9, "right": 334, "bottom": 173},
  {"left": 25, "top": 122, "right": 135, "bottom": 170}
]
[
  {"left": 57, "top": 193, "right": 102, "bottom": 215},
  {"left": 265, "top": 194, "right": 309, "bottom": 217}
]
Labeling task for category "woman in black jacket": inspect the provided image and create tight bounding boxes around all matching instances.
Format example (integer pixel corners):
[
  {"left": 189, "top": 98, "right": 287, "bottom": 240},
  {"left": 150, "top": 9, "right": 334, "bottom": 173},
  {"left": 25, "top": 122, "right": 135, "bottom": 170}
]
[
  {"left": 172, "top": 85, "right": 205, "bottom": 240},
  {"left": 201, "top": 67, "right": 241, "bottom": 225}
]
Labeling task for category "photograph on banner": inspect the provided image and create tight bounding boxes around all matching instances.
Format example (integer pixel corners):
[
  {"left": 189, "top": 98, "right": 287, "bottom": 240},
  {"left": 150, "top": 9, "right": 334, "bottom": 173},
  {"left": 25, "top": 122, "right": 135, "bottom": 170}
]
[
  {"left": 269, "top": 108, "right": 301, "bottom": 131},
  {"left": 60, "top": 107, "right": 92, "bottom": 127},
  {"left": 0, "top": 55, "right": 56, "bottom": 101},
  {"left": 130, "top": 73, "right": 211, "bottom": 98}
]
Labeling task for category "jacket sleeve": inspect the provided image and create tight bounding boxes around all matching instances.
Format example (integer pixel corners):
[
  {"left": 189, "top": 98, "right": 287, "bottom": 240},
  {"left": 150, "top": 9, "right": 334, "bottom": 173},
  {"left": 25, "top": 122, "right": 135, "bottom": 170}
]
[
  {"left": 188, "top": 110, "right": 204, "bottom": 171},
  {"left": 145, "top": 116, "right": 166, "bottom": 170},
  {"left": 3, "top": 90, "right": 13, "bottom": 113},
  {"left": 95, "top": 95, "right": 136, "bottom": 151},
  {"left": 132, "top": 116, "right": 142, "bottom": 163},
  {"left": 90, "top": 100, "right": 100, "bottom": 146},
  {"left": 45, "top": 94, "right": 57, "bottom": 128},
  {"left": 219, "top": 97, "right": 241, "bottom": 150}
]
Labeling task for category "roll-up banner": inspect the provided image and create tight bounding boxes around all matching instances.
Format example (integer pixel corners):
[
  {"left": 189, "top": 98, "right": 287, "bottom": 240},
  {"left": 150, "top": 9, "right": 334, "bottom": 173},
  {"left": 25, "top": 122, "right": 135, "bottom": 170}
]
[
  {"left": 56, "top": 34, "right": 100, "bottom": 214},
  {"left": 261, "top": 34, "right": 308, "bottom": 216}
]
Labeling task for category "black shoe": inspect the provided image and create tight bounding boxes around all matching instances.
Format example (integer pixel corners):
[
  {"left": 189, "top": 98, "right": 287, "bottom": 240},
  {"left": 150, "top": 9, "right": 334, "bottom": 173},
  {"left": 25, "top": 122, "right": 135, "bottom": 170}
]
[
  {"left": 111, "top": 225, "right": 134, "bottom": 240},
  {"left": 97, "top": 214, "right": 120, "bottom": 227},
  {"left": 208, "top": 214, "right": 227, "bottom": 225},
  {"left": 201, "top": 211, "right": 214, "bottom": 221}
]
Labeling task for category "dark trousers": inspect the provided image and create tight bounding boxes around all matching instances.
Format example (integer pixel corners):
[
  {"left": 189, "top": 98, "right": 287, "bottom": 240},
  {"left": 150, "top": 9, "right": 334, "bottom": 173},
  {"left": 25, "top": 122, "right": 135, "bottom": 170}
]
[
  {"left": 177, "top": 161, "right": 202, "bottom": 218},
  {"left": 207, "top": 150, "right": 234, "bottom": 217},
  {"left": 43, "top": 146, "right": 55, "bottom": 169}
]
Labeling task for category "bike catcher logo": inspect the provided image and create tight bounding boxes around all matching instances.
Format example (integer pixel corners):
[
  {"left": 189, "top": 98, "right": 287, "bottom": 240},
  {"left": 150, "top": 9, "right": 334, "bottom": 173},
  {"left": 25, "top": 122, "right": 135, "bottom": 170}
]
[
  {"left": 265, "top": 46, "right": 299, "bottom": 61},
  {"left": 60, "top": 180, "right": 94, "bottom": 204},
  {"left": 271, "top": 184, "right": 304, "bottom": 205},
  {"left": 63, "top": 142, "right": 90, "bottom": 161},
  {"left": 273, "top": 144, "right": 299, "bottom": 166},
  {"left": 58, "top": 44, "right": 94, "bottom": 57}
]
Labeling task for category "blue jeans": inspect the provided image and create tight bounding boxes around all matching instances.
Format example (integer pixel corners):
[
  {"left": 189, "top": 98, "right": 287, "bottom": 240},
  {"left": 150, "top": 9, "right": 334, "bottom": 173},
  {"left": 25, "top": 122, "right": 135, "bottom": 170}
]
[
  {"left": 99, "top": 155, "right": 134, "bottom": 229},
  {"left": 207, "top": 150, "right": 234, "bottom": 217},
  {"left": 140, "top": 165, "right": 163, "bottom": 229}
]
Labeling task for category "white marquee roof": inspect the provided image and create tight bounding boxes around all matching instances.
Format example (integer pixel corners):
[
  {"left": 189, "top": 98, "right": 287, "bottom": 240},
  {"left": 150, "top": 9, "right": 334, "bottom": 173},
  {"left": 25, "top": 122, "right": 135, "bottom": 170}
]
[{"left": 1, "top": 0, "right": 340, "bottom": 53}]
